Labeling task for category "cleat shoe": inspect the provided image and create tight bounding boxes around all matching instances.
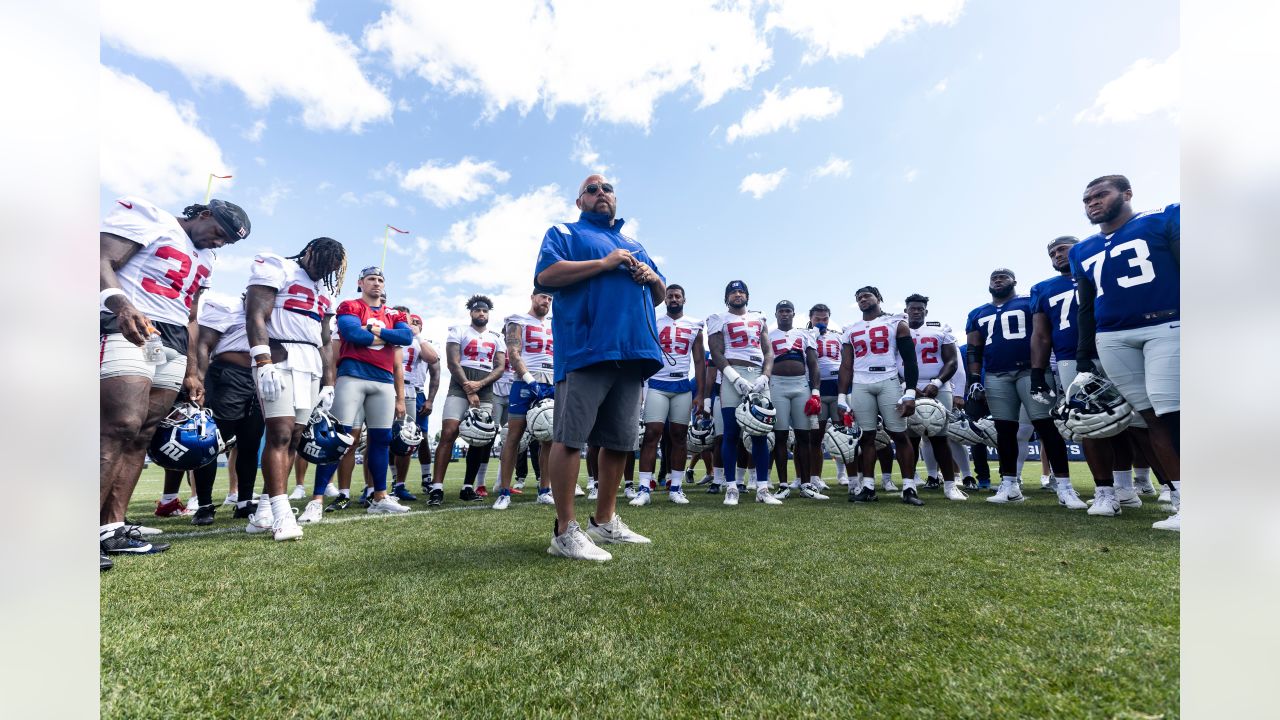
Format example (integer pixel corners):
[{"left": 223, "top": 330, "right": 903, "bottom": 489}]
[
  {"left": 961, "top": 476, "right": 979, "bottom": 492},
  {"left": 756, "top": 489, "right": 783, "bottom": 505},
  {"left": 492, "top": 493, "right": 511, "bottom": 511},
  {"left": 586, "top": 514, "right": 651, "bottom": 544},
  {"left": 773, "top": 486, "right": 792, "bottom": 500},
  {"left": 101, "top": 525, "right": 169, "bottom": 554},
  {"left": 838, "top": 476, "right": 850, "bottom": 486},
  {"left": 232, "top": 502, "right": 257, "bottom": 519},
  {"left": 1136, "top": 479, "right": 1158, "bottom": 496},
  {"left": 325, "top": 496, "right": 351, "bottom": 512},
  {"left": 574, "top": 484, "right": 586, "bottom": 497},
  {"left": 943, "top": 484, "right": 968, "bottom": 501},
  {"left": 669, "top": 489, "right": 690, "bottom": 504},
  {"left": 191, "top": 504, "right": 216, "bottom": 526},
  {"left": 624, "top": 485, "right": 637, "bottom": 499},
  {"left": 814, "top": 478, "right": 831, "bottom": 491},
  {"left": 1157, "top": 488, "right": 1172, "bottom": 504},
  {"left": 706, "top": 483, "right": 721, "bottom": 494},
  {"left": 547, "top": 520, "right": 612, "bottom": 561},
  {"left": 221, "top": 493, "right": 238, "bottom": 506},
  {"left": 358, "top": 487, "right": 373, "bottom": 508},
  {"left": 1057, "top": 487, "right": 1088, "bottom": 510},
  {"left": 1088, "top": 489, "right": 1121, "bottom": 517},
  {"left": 587, "top": 486, "right": 599, "bottom": 500},
  {"left": 923, "top": 476, "right": 942, "bottom": 490},
  {"left": 1040, "top": 475, "right": 1053, "bottom": 490},
  {"left": 850, "top": 487, "right": 878, "bottom": 503},
  {"left": 746, "top": 479, "right": 757, "bottom": 491},
  {"left": 289, "top": 485, "right": 306, "bottom": 500},
  {"left": 124, "top": 518, "right": 163, "bottom": 536},
  {"left": 882, "top": 479, "right": 898, "bottom": 493},
  {"left": 629, "top": 488, "right": 652, "bottom": 507},
  {"left": 901, "top": 487, "right": 925, "bottom": 506},
  {"left": 799, "top": 482, "right": 830, "bottom": 500},
  {"left": 1115, "top": 487, "right": 1143, "bottom": 508},
  {"left": 391, "top": 485, "right": 418, "bottom": 502},
  {"left": 696, "top": 474, "right": 713, "bottom": 486},
  {"left": 246, "top": 504, "right": 274, "bottom": 534},
  {"left": 368, "top": 496, "right": 410, "bottom": 514},
  {"left": 459, "top": 486, "right": 480, "bottom": 502},
  {"left": 1152, "top": 511, "right": 1181, "bottom": 532},
  {"left": 723, "top": 484, "right": 739, "bottom": 506},
  {"left": 272, "top": 513, "right": 303, "bottom": 541},
  {"left": 186, "top": 496, "right": 200, "bottom": 513},
  {"left": 100, "top": 553, "right": 113, "bottom": 571},
  {"left": 510, "top": 485, "right": 525, "bottom": 495},
  {"left": 154, "top": 498, "right": 190, "bottom": 517},
  {"left": 737, "top": 483, "right": 747, "bottom": 494},
  {"left": 977, "top": 478, "right": 991, "bottom": 491},
  {"left": 324, "top": 483, "right": 340, "bottom": 498},
  {"left": 987, "top": 480, "right": 1026, "bottom": 504},
  {"left": 427, "top": 488, "right": 444, "bottom": 507},
  {"left": 299, "top": 499, "right": 324, "bottom": 524},
  {"left": 476, "top": 485, "right": 489, "bottom": 499},
  {"left": 535, "top": 492, "right": 556, "bottom": 505}
]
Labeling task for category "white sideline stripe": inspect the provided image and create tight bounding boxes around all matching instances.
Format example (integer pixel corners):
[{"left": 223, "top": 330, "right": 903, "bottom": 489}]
[{"left": 162, "top": 502, "right": 520, "bottom": 540}]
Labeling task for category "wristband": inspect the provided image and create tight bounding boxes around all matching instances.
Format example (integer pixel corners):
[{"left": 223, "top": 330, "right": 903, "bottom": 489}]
[
  {"left": 250, "top": 345, "right": 272, "bottom": 363},
  {"left": 929, "top": 378, "right": 943, "bottom": 389},
  {"left": 837, "top": 393, "right": 848, "bottom": 405},
  {"left": 810, "top": 389, "right": 820, "bottom": 396},
  {"left": 903, "top": 388, "right": 917, "bottom": 399},
  {"left": 722, "top": 367, "right": 743, "bottom": 384},
  {"left": 100, "top": 288, "right": 125, "bottom": 306},
  {"left": 521, "top": 372, "right": 535, "bottom": 385}
]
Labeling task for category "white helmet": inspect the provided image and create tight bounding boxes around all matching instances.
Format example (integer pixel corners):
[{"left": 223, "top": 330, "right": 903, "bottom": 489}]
[
  {"left": 526, "top": 398, "right": 555, "bottom": 442},
  {"left": 735, "top": 392, "right": 777, "bottom": 436},
  {"left": 458, "top": 407, "right": 498, "bottom": 445},
  {"left": 740, "top": 427, "right": 775, "bottom": 453},
  {"left": 637, "top": 418, "right": 647, "bottom": 448},
  {"left": 1061, "top": 372, "right": 1133, "bottom": 439},
  {"left": 518, "top": 426, "right": 532, "bottom": 453},
  {"left": 823, "top": 423, "right": 861, "bottom": 465},
  {"left": 1050, "top": 401, "right": 1081, "bottom": 443},
  {"left": 905, "top": 397, "right": 949, "bottom": 437},
  {"left": 687, "top": 415, "right": 716, "bottom": 454},
  {"left": 945, "top": 410, "right": 998, "bottom": 447}
]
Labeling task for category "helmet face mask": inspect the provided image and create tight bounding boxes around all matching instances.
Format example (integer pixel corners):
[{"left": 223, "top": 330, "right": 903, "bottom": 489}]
[
  {"left": 526, "top": 399, "right": 555, "bottom": 442},
  {"left": 297, "top": 408, "right": 355, "bottom": 465},
  {"left": 148, "top": 402, "right": 222, "bottom": 470},
  {"left": 822, "top": 423, "right": 860, "bottom": 464},
  {"left": 735, "top": 392, "right": 776, "bottom": 437},
  {"left": 687, "top": 415, "right": 716, "bottom": 453},
  {"left": 1062, "top": 372, "right": 1134, "bottom": 439},
  {"left": 740, "top": 427, "right": 775, "bottom": 453},
  {"left": 390, "top": 420, "right": 424, "bottom": 456},
  {"left": 459, "top": 407, "right": 499, "bottom": 445}
]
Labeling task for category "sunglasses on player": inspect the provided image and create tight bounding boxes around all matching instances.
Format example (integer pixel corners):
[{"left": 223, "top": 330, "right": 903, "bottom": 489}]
[{"left": 579, "top": 182, "right": 614, "bottom": 197}]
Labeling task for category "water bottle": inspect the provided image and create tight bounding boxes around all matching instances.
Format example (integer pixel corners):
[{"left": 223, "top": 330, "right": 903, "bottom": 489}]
[{"left": 143, "top": 332, "right": 166, "bottom": 365}]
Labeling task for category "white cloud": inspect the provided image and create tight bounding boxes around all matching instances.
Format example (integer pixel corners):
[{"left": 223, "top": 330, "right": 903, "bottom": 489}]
[
  {"left": 365, "top": 0, "right": 771, "bottom": 127},
  {"left": 99, "top": 65, "right": 233, "bottom": 207},
  {"left": 102, "top": 0, "right": 392, "bottom": 132},
  {"left": 932, "top": 79, "right": 948, "bottom": 94},
  {"left": 257, "top": 180, "right": 292, "bottom": 216},
  {"left": 1075, "top": 50, "right": 1180, "bottom": 124},
  {"left": 253, "top": 156, "right": 267, "bottom": 167},
  {"left": 243, "top": 119, "right": 267, "bottom": 142},
  {"left": 739, "top": 169, "right": 788, "bottom": 199},
  {"left": 572, "top": 135, "right": 608, "bottom": 172},
  {"left": 400, "top": 157, "right": 511, "bottom": 208},
  {"left": 765, "top": 0, "right": 967, "bottom": 63},
  {"left": 904, "top": 168, "right": 919, "bottom": 182},
  {"left": 338, "top": 189, "right": 400, "bottom": 207},
  {"left": 727, "top": 85, "right": 843, "bottom": 142},
  {"left": 811, "top": 156, "right": 852, "bottom": 179}
]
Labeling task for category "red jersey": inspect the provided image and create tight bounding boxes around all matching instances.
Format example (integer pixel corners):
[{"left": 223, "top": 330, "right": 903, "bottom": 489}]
[{"left": 336, "top": 299, "right": 403, "bottom": 375}]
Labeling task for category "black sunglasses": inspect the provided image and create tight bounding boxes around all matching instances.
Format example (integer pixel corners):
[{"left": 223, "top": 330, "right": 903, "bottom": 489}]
[{"left": 580, "top": 182, "right": 614, "bottom": 197}]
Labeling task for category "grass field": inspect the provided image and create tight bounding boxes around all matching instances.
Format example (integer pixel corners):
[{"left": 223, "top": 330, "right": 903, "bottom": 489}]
[{"left": 101, "top": 461, "right": 1179, "bottom": 719}]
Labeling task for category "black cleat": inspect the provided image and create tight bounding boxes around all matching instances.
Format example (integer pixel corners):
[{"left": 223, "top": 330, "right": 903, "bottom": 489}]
[
  {"left": 325, "top": 495, "right": 351, "bottom": 513},
  {"left": 100, "top": 553, "right": 113, "bottom": 571},
  {"left": 101, "top": 526, "right": 169, "bottom": 555},
  {"left": 232, "top": 501, "right": 258, "bottom": 519},
  {"left": 851, "top": 487, "right": 878, "bottom": 503},
  {"left": 923, "top": 476, "right": 942, "bottom": 490},
  {"left": 706, "top": 483, "right": 721, "bottom": 494},
  {"left": 902, "top": 487, "right": 925, "bottom": 506},
  {"left": 427, "top": 488, "right": 444, "bottom": 506},
  {"left": 961, "top": 476, "right": 978, "bottom": 492},
  {"left": 358, "top": 488, "right": 373, "bottom": 508},
  {"left": 459, "top": 486, "right": 479, "bottom": 502},
  {"left": 192, "top": 504, "right": 216, "bottom": 526}
]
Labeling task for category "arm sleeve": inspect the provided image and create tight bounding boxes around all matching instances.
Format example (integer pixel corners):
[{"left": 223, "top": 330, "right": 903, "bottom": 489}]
[
  {"left": 378, "top": 322, "right": 415, "bottom": 347},
  {"left": 336, "top": 314, "right": 375, "bottom": 346},
  {"left": 897, "top": 335, "right": 918, "bottom": 390},
  {"left": 1167, "top": 203, "right": 1180, "bottom": 267},
  {"left": 1074, "top": 278, "right": 1099, "bottom": 360}
]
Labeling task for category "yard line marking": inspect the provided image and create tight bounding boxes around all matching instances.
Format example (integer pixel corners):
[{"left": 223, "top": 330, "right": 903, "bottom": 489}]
[{"left": 158, "top": 502, "right": 529, "bottom": 540}]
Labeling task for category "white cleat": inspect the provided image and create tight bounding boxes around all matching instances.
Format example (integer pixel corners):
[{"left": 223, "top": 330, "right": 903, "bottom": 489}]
[
  {"left": 1057, "top": 487, "right": 1088, "bottom": 510},
  {"left": 668, "top": 489, "right": 690, "bottom": 504},
  {"left": 323, "top": 483, "right": 340, "bottom": 498},
  {"left": 492, "top": 494, "right": 511, "bottom": 511},
  {"left": 246, "top": 504, "right": 275, "bottom": 534},
  {"left": 1152, "top": 511, "right": 1181, "bottom": 532},
  {"left": 838, "top": 476, "right": 850, "bottom": 487},
  {"left": 535, "top": 492, "right": 556, "bottom": 505},
  {"left": 1136, "top": 479, "right": 1158, "bottom": 496},
  {"left": 986, "top": 480, "right": 1026, "bottom": 504},
  {"left": 367, "top": 496, "right": 410, "bottom": 514},
  {"left": 723, "top": 484, "right": 739, "bottom": 505},
  {"left": 1039, "top": 475, "right": 1053, "bottom": 490},
  {"left": 289, "top": 485, "right": 307, "bottom": 500},
  {"left": 814, "top": 478, "right": 831, "bottom": 491},
  {"left": 186, "top": 496, "right": 200, "bottom": 513},
  {"left": 586, "top": 514, "right": 651, "bottom": 545},
  {"left": 1115, "top": 487, "right": 1143, "bottom": 508},
  {"left": 629, "top": 488, "right": 652, "bottom": 507},
  {"left": 298, "top": 499, "right": 324, "bottom": 524},
  {"left": 587, "top": 486, "right": 599, "bottom": 500},
  {"left": 1087, "top": 489, "right": 1121, "bottom": 517},
  {"left": 756, "top": 489, "right": 783, "bottom": 505},
  {"left": 773, "top": 486, "right": 792, "bottom": 500},
  {"left": 221, "top": 493, "right": 239, "bottom": 507},
  {"left": 882, "top": 479, "right": 898, "bottom": 493},
  {"left": 128, "top": 522, "right": 163, "bottom": 536},
  {"left": 624, "top": 486, "right": 637, "bottom": 499},
  {"left": 943, "top": 485, "right": 968, "bottom": 501},
  {"left": 1157, "top": 488, "right": 1172, "bottom": 504},
  {"left": 746, "top": 479, "right": 757, "bottom": 491},
  {"left": 272, "top": 513, "right": 303, "bottom": 541},
  {"left": 547, "top": 521, "right": 612, "bottom": 561},
  {"left": 574, "top": 484, "right": 586, "bottom": 497},
  {"left": 799, "top": 482, "right": 830, "bottom": 500}
]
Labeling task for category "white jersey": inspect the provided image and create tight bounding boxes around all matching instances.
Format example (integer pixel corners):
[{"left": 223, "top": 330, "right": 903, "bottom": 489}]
[
  {"left": 403, "top": 337, "right": 433, "bottom": 389},
  {"left": 504, "top": 312, "right": 555, "bottom": 376},
  {"left": 447, "top": 325, "right": 506, "bottom": 372},
  {"left": 905, "top": 321, "right": 956, "bottom": 389},
  {"left": 654, "top": 314, "right": 704, "bottom": 382},
  {"left": 843, "top": 314, "right": 906, "bottom": 383},
  {"left": 249, "top": 253, "right": 331, "bottom": 375},
  {"left": 198, "top": 296, "right": 249, "bottom": 356},
  {"left": 807, "top": 325, "right": 844, "bottom": 382},
  {"left": 707, "top": 310, "right": 768, "bottom": 367},
  {"left": 768, "top": 327, "right": 815, "bottom": 365},
  {"left": 102, "top": 196, "right": 214, "bottom": 326}
]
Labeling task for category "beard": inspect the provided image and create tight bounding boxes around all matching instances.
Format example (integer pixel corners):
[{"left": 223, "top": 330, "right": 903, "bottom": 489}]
[
  {"left": 667, "top": 302, "right": 683, "bottom": 314},
  {"left": 1091, "top": 196, "right": 1126, "bottom": 225},
  {"left": 989, "top": 284, "right": 1014, "bottom": 300},
  {"left": 727, "top": 298, "right": 747, "bottom": 309},
  {"left": 473, "top": 317, "right": 488, "bottom": 328}
]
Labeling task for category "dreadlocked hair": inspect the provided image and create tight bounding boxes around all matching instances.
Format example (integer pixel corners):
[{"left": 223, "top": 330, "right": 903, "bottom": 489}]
[
  {"left": 181, "top": 204, "right": 209, "bottom": 219},
  {"left": 288, "top": 237, "right": 347, "bottom": 295}
]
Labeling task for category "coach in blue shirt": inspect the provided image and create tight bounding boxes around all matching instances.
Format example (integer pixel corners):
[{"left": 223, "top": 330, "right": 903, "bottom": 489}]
[{"left": 534, "top": 174, "right": 665, "bottom": 561}]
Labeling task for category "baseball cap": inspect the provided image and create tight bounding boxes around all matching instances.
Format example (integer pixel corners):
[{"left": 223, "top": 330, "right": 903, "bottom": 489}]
[
  {"left": 1046, "top": 236, "right": 1079, "bottom": 251},
  {"left": 409, "top": 313, "right": 423, "bottom": 325},
  {"left": 208, "top": 199, "right": 251, "bottom": 240},
  {"left": 776, "top": 299, "right": 795, "bottom": 310},
  {"left": 990, "top": 267, "right": 1016, "bottom": 280},
  {"left": 359, "top": 266, "right": 384, "bottom": 279},
  {"left": 725, "top": 280, "right": 749, "bottom": 298}
]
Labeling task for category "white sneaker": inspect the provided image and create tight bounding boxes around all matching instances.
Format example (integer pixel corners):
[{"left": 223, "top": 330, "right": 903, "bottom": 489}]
[
  {"left": 492, "top": 493, "right": 511, "bottom": 510},
  {"left": 1115, "top": 487, "right": 1143, "bottom": 508},
  {"left": 624, "top": 486, "right": 637, "bottom": 499},
  {"left": 1157, "top": 488, "right": 1172, "bottom": 504},
  {"left": 1040, "top": 475, "right": 1052, "bottom": 490},
  {"left": 574, "top": 484, "right": 586, "bottom": 497},
  {"left": 1087, "top": 489, "right": 1121, "bottom": 516},
  {"left": 773, "top": 485, "right": 792, "bottom": 500},
  {"left": 536, "top": 492, "right": 556, "bottom": 505},
  {"left": 586, "top": 514, "right": 651, "bottom": 544},
  {"left": 724, "top": 484, "right": 739, "bottom": 505},
  {"left": 298, "top": 499, "right": 324, "bottom": 524},
  {"left": 221, "top": 493, "right": 238, "bottom": 507},
  {"left": 1136, "top": 479, "right": 1157, "bottom": 495},
  {"left": 289, "top": 485, "right": 306, "bottom": 500},
  {"left": 987, "top": 480, "right": 1025, "bottom": 504},
  {"left": 629, "top": 488, "right": 651, "bottom": 507},
  {"left": 668, "top": 488, "right": 689, "bottom": 504},
  {"left": 1152, "top": 510, "right": 1181, "bottom": 532},
  {"left": 587, "top": 486, "right": 599, "bottom": 500},
  {"left": 1057, "top": 487, "right": 1087, "bottom": 510},
  {"left": 814, "top": 478, "right": 831, "bottom": 491},
  {"left": 756, "top": 489, "right": 783, "bottom": 505},
  {"left": 838, "top": 476, "right": 849, "bottom": 486},
  {"left": 272, "top": 512, "right": 303, "bottom": 541},
  {"left": 746, "top": 479, "right": 757, "bottom": 491},
  {"left": 799, "top": 482, "right": 830, "bottom": 500},
  {"left": 368, "top": 496, "right": 410, "bottom": 514},
  {"left": 547, "top": 521, "right": 612, "bottom": 561},
  {"left": 185, "top": 496, "right": 200, "bottom": 513},
  {"left": 943, "top": 484, "right": 968, "bottom": 501},
  {"left": 882, "top": 479, "right": 898, "bottom": 493},
  {"left": 323, "top": 483, "right": 340, "bottom": 498},
  {"left": 246, "top": 503, "right": 275, "bottom": 534}
]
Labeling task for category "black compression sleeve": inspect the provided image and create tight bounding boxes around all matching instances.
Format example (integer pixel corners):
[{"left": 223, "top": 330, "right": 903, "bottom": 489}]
[
  {"left": 897, "top": 336, "right": 918, "bottom": 390},
  {"left": 966, "top": 343, "right": 984, "bottom": 378},
  {"left": 1075, "top": 276, "right": 1099, "bottom": 360}
]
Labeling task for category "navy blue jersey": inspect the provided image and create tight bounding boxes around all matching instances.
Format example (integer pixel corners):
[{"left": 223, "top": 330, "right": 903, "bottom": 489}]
[
  {"left": 1068, "top": 203, "right": 1179, "bottom": 332},
  {"left": 1028, "top": 274, "right": 1079, "bottom": 360},
  {"left": 966, "top": 296, "right": 1035, "bottom": 373}
]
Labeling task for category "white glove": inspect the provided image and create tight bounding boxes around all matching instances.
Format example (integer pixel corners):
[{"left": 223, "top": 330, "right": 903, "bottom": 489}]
[
  {"left": 751, "top": 375, "right": 770, "bottom": 393},
  {"left": 255, "top": 363, "right": 283, "bottom": 403},
  {"left": 316, "top": 385, "right": 334, "bottom": 412},
  {"left": 733, "top": 376, "right": 754, "bottom": 396}
]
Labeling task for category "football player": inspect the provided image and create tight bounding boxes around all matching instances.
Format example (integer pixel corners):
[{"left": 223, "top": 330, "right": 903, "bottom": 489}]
[
  {"left": 838, "top": 286, "right": 924, "bottom": 506},
  {"left": 99, "top": 197, "right": 250, "bottom": 561},
  {"left": 805, "top": 304, "right": 847, "bottom": 488},
  {"left": 1069, "top": 175, "right": 1180, "bottom": 531},
  {"left": 494, "top": 291, "right": 556, "bottom": 510},
  {"left": 903, "top": 294, "right": 966, "bottom": 501},
  {"left": 707, "top": 280, "right": 776, "bottom": 506},
  {"left": 393, "top": 312, "right": 440, "bottom": 500},
  {"left": 635, "top": 284, "right": 705, "bottom": 506},
  {"left": 768, "top": 300, "right": 823, "bottom": 500},
  {"left": 244, "top": 238, "right": 345, "bottom": 539},
  {"left": 428, "top": 296, "right": 507, "bottom": 506},
  {"left": 965, "top": 268, "right": 1077, "bottom": 507}
]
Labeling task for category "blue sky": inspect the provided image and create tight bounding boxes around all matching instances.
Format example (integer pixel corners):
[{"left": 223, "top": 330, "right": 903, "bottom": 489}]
[{"left": 100, "top": 0, "right": 1179, "bottom": 355}]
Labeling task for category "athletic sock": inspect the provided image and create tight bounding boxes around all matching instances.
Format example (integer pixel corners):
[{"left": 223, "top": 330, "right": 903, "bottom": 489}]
[
  {"left": 1113, "top": 470, "right": 1134, "bottom": 490},
  {"left": 809, "top": 475, "right": 820, "bottom": 485},
  {"left": 668, "top": 471, "right": 682, "bottom": 490},
  {"left": 431, "top": 482, "right": 443, "bottom": 491},
  {"left": 269, "top": 495, "right": 291, "bottom": 524},
  {"left": 99, "top": 522, "right": 124, "bottom": 540},
  {"left": 902, "top": 476, "right": 916, "bottom": 491},
  {"left": 1134, "top": 467, "right": 1151, "bottom": 484},
  {"left": 638, "top": 472, "right": 654, "bottom": 489},
  {"left": 735, "top": 466, "right": 746, "bottom": 483},
  {"left": 943, "top": 479, "right": 956, "bottom": 492},
  {"left": 476, "top": 462, "right": 489, "bottom": 487},
  {"left": 881, "top": 472, "right": 892, "bottom": 485},
  {"left": 1054, "top": 476, "right": 1072, "bottom": 493},
  {"left": 713, "top": 467, "right": 725, "bottom": 484},
  {"left": 160, "top": 493, "right": 179, "bottom": 503},
  {"left": 237, "top": 500, "right": 250, "bottom": 509},
  {"left": 538, "top": 486, "right": 551, "bottom": 495}
]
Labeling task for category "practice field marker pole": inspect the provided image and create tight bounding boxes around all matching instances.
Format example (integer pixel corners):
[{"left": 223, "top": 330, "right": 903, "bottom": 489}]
[
  {"left": 383, "top": 224, "right": 409, "bottom": 269},
  {"left": 205, "top": 173, "right": 232, "bottom": 204}
]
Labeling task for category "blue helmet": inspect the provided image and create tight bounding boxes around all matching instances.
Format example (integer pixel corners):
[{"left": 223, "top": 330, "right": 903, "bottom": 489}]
[
  {"left": 390, "top": 420, "right": 424, "bottom": 457},
  {"left": 147, "top": 402, "right": 223, "bottom": 470},
  {"left": 297, "top": 408, "right": 354, "bottom": 465}
]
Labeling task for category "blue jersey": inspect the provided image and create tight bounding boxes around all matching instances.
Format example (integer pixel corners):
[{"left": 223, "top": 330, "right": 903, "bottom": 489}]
[
  {"left": 1028, "top": 274, "right": 1079, "bottom": 360},
  {"left": 1068, "top": 203, "right": 1180, "bottom": 332},
  {"left": 534, "top": 211, "right": 665, "bottom": 382},
  {"left": 966, "top": 296, "right": 1035, "bottom": 373}
]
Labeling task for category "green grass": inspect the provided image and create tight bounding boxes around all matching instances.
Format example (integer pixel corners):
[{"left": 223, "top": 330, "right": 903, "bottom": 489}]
[{"left": 102, "top": 461, "right": 1178, "bottom": 719}]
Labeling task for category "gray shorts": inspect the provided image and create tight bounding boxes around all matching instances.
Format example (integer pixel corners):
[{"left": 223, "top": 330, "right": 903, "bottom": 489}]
[
  {"left": 443, "top": 395, "right": 492, "bottom": 422},
  {"left": 819, "top": 395, "right": 842, "bottom": 423},
  {"left": 1096, "top": 322, "right": 1179, "bottom": 415},
  {"left": 770, "top": 374, "right": 814, "bottom": 432},
  {"left": 642, "top": 386, "right": 694, "bottom": 426},
  {"left": 331, "top": 375, "right": 396, "bottom": 430},
  {"left": 718, "top": 365, "right": 764, "bottom": 409},
  {"left": 492, "top": 392, "right": 510, "bottom": 426},
  {"left": 851, "top": 376, "right": 906, "bottom": 433},
  {"left": 553, "top": 361, "right": 647, "bottom": 451},
  {"left": 259, "top": 369, "right": 320, "bottom": 424},
  {"left": 711, "top": 394, "right": 724, "bottom": 436},
  {"left": 447, "top": 366, "right": 496, "bottom": 403},
  {"left": 1055, "top": 359, "right": 1148, "bottom": 429},
  {"left": 986, "top": 369, "right": 1051, "bottom": 423}
]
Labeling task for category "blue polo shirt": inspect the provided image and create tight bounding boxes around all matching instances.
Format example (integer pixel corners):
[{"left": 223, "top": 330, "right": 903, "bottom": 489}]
[{"left": 534, "top": 211, "right": 665, "bottom": 383}]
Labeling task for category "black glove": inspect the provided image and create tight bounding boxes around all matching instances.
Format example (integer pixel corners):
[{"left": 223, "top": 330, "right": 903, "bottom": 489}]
[
  {"left": 1029, "top": 368, "right": 1056, "bottom": 404},
  {"left": 1075, "top": 357, "right": 1097, "bottom": 375}
]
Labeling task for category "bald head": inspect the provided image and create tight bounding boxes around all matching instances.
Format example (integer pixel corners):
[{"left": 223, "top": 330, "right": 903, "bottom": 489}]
[{"left": 575, "top": 174, "right": 616, "bottom": 220}]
